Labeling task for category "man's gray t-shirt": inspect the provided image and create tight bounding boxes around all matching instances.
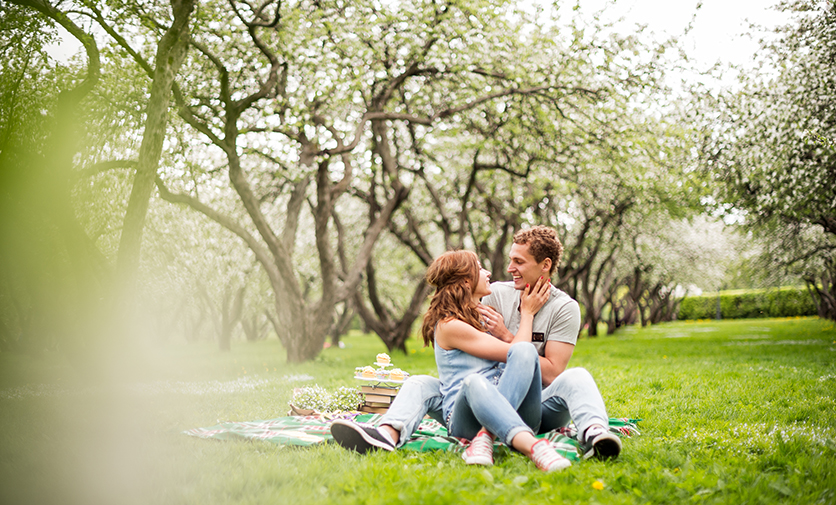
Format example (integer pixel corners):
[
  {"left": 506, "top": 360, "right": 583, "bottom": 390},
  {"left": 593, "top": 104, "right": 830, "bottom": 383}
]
[{"left": 482, "top": 281, "right": 581, "bottom": 356}]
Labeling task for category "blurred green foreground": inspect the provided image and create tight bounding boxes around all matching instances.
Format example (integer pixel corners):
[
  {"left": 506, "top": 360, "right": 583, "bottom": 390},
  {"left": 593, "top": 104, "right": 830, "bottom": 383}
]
[{"left": 0, "top": 317, "right": 834, "bottom": 505}]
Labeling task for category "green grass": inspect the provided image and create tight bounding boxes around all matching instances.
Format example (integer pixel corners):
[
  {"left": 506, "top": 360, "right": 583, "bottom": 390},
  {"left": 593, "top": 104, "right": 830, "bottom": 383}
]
[{"left": 1, "top": 319, "right": 835, "bottom": 505}]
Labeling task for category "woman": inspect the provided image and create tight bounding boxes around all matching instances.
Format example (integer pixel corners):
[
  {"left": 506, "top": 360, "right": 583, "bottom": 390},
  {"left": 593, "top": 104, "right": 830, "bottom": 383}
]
[{"left": 422, "top": 250, "right": 571, "bottom": 471}]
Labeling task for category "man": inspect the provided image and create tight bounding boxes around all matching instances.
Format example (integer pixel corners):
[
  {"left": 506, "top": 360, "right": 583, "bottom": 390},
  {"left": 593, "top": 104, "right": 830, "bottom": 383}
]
[{"left": 331, "top": 226, "right": 620, "bottom": 461}]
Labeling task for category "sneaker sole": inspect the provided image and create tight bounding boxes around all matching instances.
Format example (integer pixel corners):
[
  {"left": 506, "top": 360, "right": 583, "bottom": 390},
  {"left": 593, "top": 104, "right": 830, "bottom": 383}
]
[
  {"left": 582, "top": 433, "right": 622, "bottom": 460},
  {"left": 542, "top": 458, "right": 572, "bottom": 472},
  {"left": 462, "top": 452, "right": 493, "bottom": 466},
  {"left": 330, "top": 420, "right": 394, "bottom": 455}
]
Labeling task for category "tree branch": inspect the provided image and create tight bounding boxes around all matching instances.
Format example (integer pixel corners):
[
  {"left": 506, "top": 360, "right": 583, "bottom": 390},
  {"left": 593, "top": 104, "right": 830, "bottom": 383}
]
[{"left": 154, "top": 176, "right": 278, "bottom": 280}]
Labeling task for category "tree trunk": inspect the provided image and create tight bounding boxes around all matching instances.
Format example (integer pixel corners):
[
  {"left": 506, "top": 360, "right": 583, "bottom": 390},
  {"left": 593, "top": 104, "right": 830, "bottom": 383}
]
[
  {"left": 2, "top": 0, "right": 107, "bottom": 359},
  {"left": 267, "top": 290, "right": 332, "bottom": 363},
  {"left": 621, "top": 299, "right": 639, "bottom": 327},
  {"left": 242, "top": 313, "right": 268, "bottom": 342},
  {"left": 117, "top": 0, "right": 196, "bottom": 293},
  {"left": 283, "top": 310, "right": 332, "bottom": 363},
  {"left": 586, "top": 309, "right": 601, "bottom": 337},
  {"left": 264, "top": 309, "right": 287, "bottom": 347},
  {"left": 606, "top": 308, "right": 617, "bottom": 335},
  {"left": 218, "top": 285, "right": 245, "bottom": 351},
  {"left": 806, "top": 262, "right": 836, "bottom": 321},
  {"left": 352, "top": 251, "right": 430, "bottom": 352},
  {"left": 329, "top": 301, "right": 355, "bottom": 345},
  {"left": 580, "top": 276, "right": 601, "bottom": 337}
]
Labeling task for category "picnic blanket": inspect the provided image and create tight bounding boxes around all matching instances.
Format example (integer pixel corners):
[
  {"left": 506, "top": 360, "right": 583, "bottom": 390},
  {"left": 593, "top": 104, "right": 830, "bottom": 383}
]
[{"left": 184, "top": 414, "right": 640, "bottom": 461}]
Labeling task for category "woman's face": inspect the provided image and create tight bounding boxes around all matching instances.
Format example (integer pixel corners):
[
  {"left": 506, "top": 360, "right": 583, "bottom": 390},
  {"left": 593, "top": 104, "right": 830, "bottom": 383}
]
[{"left": 472, "top": 263, "right": 492, "bottom": 299}]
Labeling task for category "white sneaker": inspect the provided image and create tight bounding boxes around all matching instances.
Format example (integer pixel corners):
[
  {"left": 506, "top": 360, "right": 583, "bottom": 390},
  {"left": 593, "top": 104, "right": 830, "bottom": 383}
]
[
  {"left": 530, "top": 439, "right": 572, "bottom": 472},
  {"left": 462, "top": 429, "right": 494, "bottom": 466}
]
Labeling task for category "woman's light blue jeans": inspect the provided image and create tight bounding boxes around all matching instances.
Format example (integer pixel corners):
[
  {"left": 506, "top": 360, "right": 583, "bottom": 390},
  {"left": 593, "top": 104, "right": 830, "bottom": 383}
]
[
  {"left": 379, "top": 365, "right": 609, "bottom": 447},
  {"left": 447, "top": 342, "right": 541, "bottom": 446}
]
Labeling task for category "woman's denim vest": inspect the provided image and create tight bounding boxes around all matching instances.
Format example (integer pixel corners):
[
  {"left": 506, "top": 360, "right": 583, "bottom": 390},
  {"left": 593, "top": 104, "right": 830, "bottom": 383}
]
[{"left": 435, "top": 339, "right": 502, "bottom": 424}]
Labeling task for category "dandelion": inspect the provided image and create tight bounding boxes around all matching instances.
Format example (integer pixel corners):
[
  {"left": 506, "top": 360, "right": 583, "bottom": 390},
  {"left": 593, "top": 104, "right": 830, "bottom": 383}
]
[{"left": 592, "top": 480, "right": 605, "bottom": 490}]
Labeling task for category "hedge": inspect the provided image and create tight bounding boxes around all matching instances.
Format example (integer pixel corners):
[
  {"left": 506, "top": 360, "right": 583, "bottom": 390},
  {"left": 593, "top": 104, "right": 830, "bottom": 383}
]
[{"left": 677, "top": 287, "right": 818, "bottom": 320}]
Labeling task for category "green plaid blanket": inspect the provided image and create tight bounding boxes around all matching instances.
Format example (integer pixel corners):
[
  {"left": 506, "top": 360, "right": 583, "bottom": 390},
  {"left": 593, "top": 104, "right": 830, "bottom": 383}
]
[{"left": 184, "top": 414, "right": 640, "bottom": 461}]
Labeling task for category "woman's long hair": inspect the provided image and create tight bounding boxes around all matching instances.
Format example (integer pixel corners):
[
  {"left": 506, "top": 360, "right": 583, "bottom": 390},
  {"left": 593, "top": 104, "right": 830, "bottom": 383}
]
[{"left": 421, "top": 250, "right": 484, "bottom": 346}]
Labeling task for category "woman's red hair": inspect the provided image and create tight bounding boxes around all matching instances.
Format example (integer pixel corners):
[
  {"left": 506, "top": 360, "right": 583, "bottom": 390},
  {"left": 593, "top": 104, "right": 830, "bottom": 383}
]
[{"left": 421, "top": 250, "right": 484, "bottom": 346}]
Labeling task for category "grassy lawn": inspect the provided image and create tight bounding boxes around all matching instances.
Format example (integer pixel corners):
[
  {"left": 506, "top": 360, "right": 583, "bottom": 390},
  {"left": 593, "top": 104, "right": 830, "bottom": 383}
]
[{"left": 1, "top": 317, "right": 835, "bottom": 504}]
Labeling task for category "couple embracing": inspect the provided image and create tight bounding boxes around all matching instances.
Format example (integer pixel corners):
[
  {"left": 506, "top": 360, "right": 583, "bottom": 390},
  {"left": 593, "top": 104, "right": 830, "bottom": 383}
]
[{"left": 332, "top": 226, "right": 620, "bottom": 472}]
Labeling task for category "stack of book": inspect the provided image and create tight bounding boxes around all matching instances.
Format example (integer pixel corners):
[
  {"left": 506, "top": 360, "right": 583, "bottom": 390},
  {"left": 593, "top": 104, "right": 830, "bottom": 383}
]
[{"left": 359, "top": 384, "right": 399, "bottom": 414}]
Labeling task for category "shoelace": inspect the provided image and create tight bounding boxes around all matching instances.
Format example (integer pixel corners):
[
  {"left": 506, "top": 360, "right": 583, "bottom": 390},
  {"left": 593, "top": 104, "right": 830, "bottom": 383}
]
[
  {"left": 466, "top": 431, "right": 494, "bottom": 460},
  {"left": 530, "top": 440, "right": 567, "bottom": 471}
]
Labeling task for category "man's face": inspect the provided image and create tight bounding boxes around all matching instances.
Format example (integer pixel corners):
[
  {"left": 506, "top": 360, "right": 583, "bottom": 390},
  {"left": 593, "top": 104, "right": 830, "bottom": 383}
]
[{"left": 507, "top": 243, "right": 550, "bottom": 290}]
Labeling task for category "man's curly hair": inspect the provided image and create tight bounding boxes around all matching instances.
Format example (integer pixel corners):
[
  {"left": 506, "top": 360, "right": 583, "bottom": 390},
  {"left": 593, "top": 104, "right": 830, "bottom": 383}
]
[{"left": 513, "top": 226, "right": 563, "bottom": 275}]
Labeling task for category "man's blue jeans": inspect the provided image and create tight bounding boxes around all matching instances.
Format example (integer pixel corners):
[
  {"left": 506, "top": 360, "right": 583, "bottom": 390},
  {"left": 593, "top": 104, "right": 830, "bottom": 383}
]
[
  {"left": 539, "top": 367, "right": 609, "bottom": 434},
  {"left": 447, "top": 342, "right": 541, "bottom": 446},
  {"left": 379, "top": 363, "right": 608, "bottom": 446}
]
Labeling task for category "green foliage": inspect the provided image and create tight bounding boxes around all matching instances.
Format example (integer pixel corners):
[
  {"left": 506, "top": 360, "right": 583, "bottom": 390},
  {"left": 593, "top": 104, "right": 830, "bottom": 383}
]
[
  {"left": 290, "top": 384, "right": 332, "bottom": 411},
  {"left": 696, "top": 0, "right": 836, "bottom": 320},
  {"left": 331, "top": 385, "right": 363, "bottom": 411},
  {"left": 678, "top": 287, "right": 818, "bottom": 320},
  {"left": 701, "top": 0, "right": 836, "bottom": 228},
  {"left": 291, "top": 385, "right": 361, "bottom": 411}
]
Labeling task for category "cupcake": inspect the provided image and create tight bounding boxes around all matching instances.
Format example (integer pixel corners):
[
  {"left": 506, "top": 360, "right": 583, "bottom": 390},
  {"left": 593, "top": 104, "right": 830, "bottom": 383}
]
[
  {"left": 389, "top": 368, "right": 405, "bottom": 381},
  {"left": 361, "top": 366, "right": 376, "bottom": 378},
  {"left": 376, "top": 353, "right": 391, "bottom": 365},
  {"left": 376, "top": 369, "right": 390, "bottom": 380}
]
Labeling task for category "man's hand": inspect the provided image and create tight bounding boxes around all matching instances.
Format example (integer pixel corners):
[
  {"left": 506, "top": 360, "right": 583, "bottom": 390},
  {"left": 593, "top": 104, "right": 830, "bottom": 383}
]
[{"left": 477, "top": 304, "right": 513, "bottom": 342}]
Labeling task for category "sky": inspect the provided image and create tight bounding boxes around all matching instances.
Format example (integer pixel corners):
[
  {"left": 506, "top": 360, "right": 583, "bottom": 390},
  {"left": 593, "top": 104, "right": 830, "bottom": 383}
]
[
  {"left": 45, "top": 0, "right": 789, "bottom": 87},
  {"left": 579, "top": 0, "right": 788, "bottom": 77}
]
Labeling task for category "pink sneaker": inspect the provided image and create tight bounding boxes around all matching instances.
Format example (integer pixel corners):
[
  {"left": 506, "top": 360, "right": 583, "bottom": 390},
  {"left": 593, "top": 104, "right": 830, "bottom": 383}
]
[
  {"left": 462, "top": 429, "right": 494, "bottom": 466},
  {"left": 530, "top": 439, "right": 571, "bottom": 472}
]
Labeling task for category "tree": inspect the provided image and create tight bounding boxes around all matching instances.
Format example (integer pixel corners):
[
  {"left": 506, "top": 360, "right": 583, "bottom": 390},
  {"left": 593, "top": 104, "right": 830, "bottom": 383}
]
[
  {"left": 699, "top": 0, "right": 836, "bottom": 320},
  {"left": 149, "top": 0, "right": 409, "bottom": 361},
  {"left": 616, "top": 215, "right": 733, "bottom": 329},
  {"left": 154, "top": 0, "right": 635, "bottom": 359},
  {"left": 351, "top": 3, "right": 712, "bottom": 343},
  {"left": 0, "top": 0, "right": 205, "bottom": 364},
  {"left": 0, "top": 0, "right": 108, "bottom": 356},
  {"left": 114, "top": 0, "right": 197, "bottom": 295}
]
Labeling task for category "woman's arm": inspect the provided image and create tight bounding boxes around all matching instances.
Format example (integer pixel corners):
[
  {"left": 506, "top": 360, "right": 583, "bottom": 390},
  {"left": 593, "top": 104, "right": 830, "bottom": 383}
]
[
  {"left": 435, "top": 319, "right": 513, "bottom": 361},
  {"left": 436, "top": 278, "right": 552, "bottom": 361}
]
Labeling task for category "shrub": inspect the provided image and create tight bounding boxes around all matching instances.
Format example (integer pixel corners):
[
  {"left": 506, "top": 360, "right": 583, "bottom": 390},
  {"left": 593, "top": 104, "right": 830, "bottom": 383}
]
[
  {"left": 678, "top": 287, "right": 818, "bottom": 320},
  {"left": 330, "top": 386, "right": 362, "bottom": 411},
  {"left": 290, "top": 385, "right": 361, "bottom": 412},
  {"left": 290, "top": 385, "right": 332, "bottom": 411}
]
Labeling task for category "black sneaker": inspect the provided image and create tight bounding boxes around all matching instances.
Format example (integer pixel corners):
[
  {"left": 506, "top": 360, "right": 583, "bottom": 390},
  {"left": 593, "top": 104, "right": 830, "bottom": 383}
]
[
  {"left": 581, "top": 428, "right": 622, "bottom": 460},
  {"left": 330, "top": 419, "right": 396, "bottom": 454}
]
